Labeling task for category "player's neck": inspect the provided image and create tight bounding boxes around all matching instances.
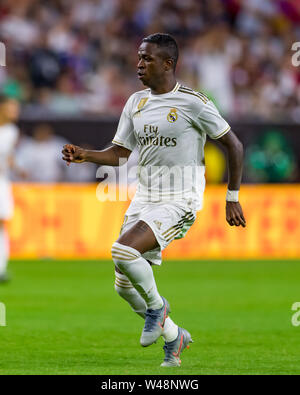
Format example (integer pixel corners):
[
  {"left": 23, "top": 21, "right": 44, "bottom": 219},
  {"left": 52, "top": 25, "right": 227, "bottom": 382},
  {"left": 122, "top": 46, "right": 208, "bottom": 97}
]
[{"left": 149, "top": 78, "right": 177, "bottom": 95}]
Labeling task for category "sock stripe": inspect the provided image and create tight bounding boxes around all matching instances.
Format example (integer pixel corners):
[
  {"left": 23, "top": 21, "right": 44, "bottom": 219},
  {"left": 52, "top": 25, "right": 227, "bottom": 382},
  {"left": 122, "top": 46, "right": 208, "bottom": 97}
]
[
  {"left": 114, "top": 271, "right": 129, "bottom": 280},
  {"left": 112, "top": 248, "right": 137, "bottom": 258},
  {"left": 112, "top": 250, "right": 138, "bottom": 259},
  {"left": 115, "top": 280, "right": 133, "bottom": 289},
  {"left": 112, "top": 254, "right": 136, "bottom": 261},
  {"left": 112, "top": 245, "right": 139, "bottom": 257},
  {"left": 112, "top": 247, "right": 139, "bottom": 259},
  {"left": 112, "top": 243, "right": 141, "bottom": 257},
  {"left": 115, "top": 284, "right": 133, "bottom": 289},
  {"left": 115, "top": 277, "right": 132, "bottom": 286}
]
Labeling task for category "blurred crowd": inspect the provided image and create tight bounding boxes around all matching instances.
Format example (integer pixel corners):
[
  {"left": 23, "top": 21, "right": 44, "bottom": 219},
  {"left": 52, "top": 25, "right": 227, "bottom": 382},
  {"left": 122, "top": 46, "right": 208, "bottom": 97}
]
[
  {"left": 10, "top": 123, "right": 298, "bottom": 183},
  {"left": 1, "top": 0, "right": 300, "bottom": 121},
  {"left": 12, "top": 124, "right": 98, "bottom": 182}
]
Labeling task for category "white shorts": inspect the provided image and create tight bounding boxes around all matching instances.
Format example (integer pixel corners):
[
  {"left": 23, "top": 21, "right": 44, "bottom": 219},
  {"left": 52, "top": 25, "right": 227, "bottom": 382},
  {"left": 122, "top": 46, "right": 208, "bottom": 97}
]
[
  {"left": 120, "top": 200, "right": 197, "bottom": 266},
  {"left": 0, "top": 180, "right": 14, "bottom": 220}
]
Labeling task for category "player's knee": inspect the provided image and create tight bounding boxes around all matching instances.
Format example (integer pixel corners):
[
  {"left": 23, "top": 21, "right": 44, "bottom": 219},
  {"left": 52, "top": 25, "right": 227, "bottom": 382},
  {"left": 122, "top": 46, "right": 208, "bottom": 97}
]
[{"left": 111, "top": 241, "right": 140, "bottom": 271}]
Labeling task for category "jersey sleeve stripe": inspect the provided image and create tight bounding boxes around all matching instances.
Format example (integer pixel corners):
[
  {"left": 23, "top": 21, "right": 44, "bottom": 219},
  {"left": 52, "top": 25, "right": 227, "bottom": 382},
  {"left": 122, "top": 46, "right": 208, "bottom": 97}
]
[
  {"left": 180, "top": 85, "right": 210, "bottom": 101},
  {"left": 210, "top": 126, "right": 231, "bottom": 140},
  {"left": 179, "top": 86, "right": 209, "bottom": 102},
  {"left": 181, "top": 88, "right": 209, "bottom": 103},
  {"left": 112, "top": 139, "right": 125, "bottom": 147},
  {"left": 178, "top": 88, "right": 208, "bottom": 104}
]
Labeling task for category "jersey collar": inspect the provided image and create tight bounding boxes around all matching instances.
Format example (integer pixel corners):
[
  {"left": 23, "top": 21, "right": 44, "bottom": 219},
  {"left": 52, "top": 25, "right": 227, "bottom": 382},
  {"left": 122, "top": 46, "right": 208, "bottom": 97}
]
[{"left": 149, "top": 82, "right": 180, "bottom": 97}]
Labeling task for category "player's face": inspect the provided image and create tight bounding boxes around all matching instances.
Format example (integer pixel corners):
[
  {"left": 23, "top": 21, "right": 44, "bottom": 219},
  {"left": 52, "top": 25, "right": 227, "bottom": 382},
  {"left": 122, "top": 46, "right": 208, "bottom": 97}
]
[
  {"left": 1, "top": 99, "right": 20, "bottom": 122},
  {"left": 137, "top": 42, "right": 167, "bottom": 87}
]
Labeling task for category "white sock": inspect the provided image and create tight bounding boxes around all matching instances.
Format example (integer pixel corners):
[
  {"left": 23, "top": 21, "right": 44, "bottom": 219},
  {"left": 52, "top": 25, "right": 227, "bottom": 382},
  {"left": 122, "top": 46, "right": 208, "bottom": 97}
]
[
  {"left": 112, "top": 242, "right": 163, "bottom": 310},
  {"left": 0, "top": 226, "right": 9, "bottom": 276},
  {"left": 114, "top": 270, "right": 178, "bottom": 342},
  {"left": 163, "top": 317, "right": 179, "bottom": 342},
  {"left": 114, "top": 271, "right": 147, "bottom": 319}
]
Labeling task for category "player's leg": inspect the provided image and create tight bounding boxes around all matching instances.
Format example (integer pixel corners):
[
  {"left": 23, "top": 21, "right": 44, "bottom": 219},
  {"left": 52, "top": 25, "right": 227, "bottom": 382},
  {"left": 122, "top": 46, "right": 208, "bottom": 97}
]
[
  {"left": 114, "top": 213, "right": 148, "bottom": 318},
  {"left": 0, "top": 220, "right": 9, "bottom": 282},
  {"left": 114, "top": 203, "right": 196, "bottom": 364},
  {"left": 115, "top": 258, "right": 193, "bottom": 365},
  {"left": 114, "top": 264, "right": 179, "bottom": 343},
  {"left": 112, "top": 220, "right": 178, "bottom": 346},
  {"left": 113, "top": 220, "right": 163, "bottom": 310},
  {"left": 114, "top": 265, "right": 147, "bottom": 319}
]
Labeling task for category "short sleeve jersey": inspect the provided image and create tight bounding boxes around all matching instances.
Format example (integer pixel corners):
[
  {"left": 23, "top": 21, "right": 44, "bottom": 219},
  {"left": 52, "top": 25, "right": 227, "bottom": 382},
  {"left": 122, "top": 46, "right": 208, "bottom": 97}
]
[
  {"left": 112, "top": 82, "right": 230, "bottom": 210},
  {"left": 0, "top": 123, "right": 19, "bottom": 181}
]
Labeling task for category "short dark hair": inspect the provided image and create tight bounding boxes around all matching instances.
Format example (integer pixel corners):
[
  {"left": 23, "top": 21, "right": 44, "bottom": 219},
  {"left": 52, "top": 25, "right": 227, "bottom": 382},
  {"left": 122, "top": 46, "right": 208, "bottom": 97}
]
[{"left": 142, "top": 33, "right": 179, "bottom": 70}]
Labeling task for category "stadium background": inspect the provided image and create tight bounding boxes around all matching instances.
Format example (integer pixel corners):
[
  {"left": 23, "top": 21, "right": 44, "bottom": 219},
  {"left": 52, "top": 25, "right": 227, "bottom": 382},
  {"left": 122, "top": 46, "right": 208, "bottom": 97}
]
[{"left": 1, "top": 0, "right": 300, "bottom": 375}]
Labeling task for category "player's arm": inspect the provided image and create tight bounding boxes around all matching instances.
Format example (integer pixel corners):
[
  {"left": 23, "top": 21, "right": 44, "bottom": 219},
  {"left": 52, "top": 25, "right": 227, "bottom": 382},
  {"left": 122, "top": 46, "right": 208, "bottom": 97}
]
[
  {"left": 62, "top": 143, "right": 131, "bottom": 166},
  {"left": 63, "top": 94, "right": 136, "bottom": 166},
  {"left": 217, "top": 129, "right": 246, "bottom": 228}
]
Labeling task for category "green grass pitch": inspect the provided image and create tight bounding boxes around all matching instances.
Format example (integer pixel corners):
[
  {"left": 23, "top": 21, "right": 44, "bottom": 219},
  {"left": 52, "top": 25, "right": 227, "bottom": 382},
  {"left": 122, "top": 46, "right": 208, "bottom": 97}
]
[{"left": 0, "top": 259, "right": 300, "bottom": 375}]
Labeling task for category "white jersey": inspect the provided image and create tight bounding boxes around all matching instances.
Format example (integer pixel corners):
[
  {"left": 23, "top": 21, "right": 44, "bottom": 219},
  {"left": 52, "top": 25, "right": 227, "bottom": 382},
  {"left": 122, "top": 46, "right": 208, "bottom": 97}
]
[
  {"left": 112, "top": 82, "right": 230, "bottom": 210},
  {"left": 0, "top": 123, "right": 19, "bottom": 181}
]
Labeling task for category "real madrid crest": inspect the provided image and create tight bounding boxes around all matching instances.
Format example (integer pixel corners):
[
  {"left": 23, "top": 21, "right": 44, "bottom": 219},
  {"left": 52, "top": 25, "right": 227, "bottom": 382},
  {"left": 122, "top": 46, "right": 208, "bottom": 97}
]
[{"left": 167, "top": 108, "right": 178, "bottom": 123}]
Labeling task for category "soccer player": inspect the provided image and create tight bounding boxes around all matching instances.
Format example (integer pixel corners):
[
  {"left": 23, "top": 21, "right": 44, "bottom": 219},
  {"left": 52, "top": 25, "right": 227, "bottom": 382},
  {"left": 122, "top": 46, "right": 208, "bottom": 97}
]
[
  {"left": 0, "top": 96, "right": 20, "bottom": 283},
  {"left": 62, "top": 33, "right": 246, "bottom": 367}
]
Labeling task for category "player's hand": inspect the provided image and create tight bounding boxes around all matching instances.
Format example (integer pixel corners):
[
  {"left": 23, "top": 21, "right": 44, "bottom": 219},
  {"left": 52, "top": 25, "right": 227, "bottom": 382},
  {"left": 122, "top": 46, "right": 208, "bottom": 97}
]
[
  {"left": 226, "top": 201, "right": 246, "bottom": 227},
  {"left": 62, "top": 144, "right": 86, "bottom": 165}
]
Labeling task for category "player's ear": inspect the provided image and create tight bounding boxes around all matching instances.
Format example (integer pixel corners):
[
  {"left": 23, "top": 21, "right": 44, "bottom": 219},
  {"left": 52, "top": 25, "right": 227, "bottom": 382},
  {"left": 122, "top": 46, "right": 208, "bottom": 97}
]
[{"left": 164, "top": 58, "right": 174, "bottom": 71}]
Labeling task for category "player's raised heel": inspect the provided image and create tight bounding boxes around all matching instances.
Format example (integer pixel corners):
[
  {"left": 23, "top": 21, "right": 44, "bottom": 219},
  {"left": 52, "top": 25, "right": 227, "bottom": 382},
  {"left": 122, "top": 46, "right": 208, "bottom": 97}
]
[
  {"left": 160, "top": 327, "right": 193, "bottom": 367},
  {"left": 140, "top": 296, "right": 170, "bottom": 347}
]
